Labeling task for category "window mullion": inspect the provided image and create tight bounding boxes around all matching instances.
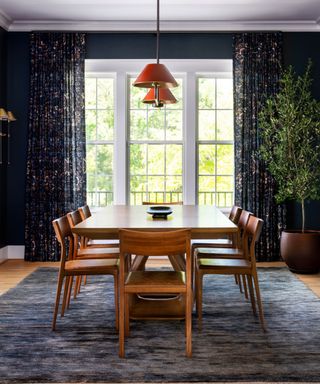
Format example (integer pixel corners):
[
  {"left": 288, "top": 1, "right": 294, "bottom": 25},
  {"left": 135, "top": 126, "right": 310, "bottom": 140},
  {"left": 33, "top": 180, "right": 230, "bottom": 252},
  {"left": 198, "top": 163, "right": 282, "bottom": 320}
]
[
  {"left": 114, "top": 72, "right": 127, "bottom": 204},
  {"left": 184, "top": 72, "right": 196, "bottom": 205}
]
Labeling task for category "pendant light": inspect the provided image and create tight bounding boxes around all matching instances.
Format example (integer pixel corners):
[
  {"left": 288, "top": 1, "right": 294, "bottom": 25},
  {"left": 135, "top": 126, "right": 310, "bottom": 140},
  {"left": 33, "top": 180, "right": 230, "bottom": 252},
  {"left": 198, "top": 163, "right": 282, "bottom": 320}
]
[
  {"left": 133, "top": 0, "right": 178, "bottom": 107},
  {"left": 143, "top": 87, "right": 177, "bottom": 108}
]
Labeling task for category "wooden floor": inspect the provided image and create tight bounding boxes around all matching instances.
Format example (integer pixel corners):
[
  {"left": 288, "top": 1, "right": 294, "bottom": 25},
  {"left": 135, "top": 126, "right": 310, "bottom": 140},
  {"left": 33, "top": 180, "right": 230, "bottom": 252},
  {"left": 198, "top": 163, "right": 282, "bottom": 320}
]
[{"left": 0, "top": 259, "right": 320, "bottom": 297}]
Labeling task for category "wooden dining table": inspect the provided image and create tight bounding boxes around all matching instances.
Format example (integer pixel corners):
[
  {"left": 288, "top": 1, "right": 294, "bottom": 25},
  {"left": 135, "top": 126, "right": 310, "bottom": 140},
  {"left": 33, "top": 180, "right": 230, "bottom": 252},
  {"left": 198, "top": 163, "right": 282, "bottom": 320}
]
[{"left": 72, "top": 205, "right": 237, "bottom": 319}]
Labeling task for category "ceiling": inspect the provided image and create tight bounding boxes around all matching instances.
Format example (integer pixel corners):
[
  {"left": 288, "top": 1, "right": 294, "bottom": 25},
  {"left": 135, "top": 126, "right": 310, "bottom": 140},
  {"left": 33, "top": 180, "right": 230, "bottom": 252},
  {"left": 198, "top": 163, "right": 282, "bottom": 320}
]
[{"left": 0, "top": 0, "right": 319, "bottom": 32}]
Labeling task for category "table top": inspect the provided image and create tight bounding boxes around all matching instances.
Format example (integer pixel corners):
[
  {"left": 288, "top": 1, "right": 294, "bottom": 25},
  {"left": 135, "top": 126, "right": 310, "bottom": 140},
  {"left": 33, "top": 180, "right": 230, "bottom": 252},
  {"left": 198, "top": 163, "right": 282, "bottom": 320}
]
[{"left": 72, "top": 205, "right": 237, "bottom": 239}]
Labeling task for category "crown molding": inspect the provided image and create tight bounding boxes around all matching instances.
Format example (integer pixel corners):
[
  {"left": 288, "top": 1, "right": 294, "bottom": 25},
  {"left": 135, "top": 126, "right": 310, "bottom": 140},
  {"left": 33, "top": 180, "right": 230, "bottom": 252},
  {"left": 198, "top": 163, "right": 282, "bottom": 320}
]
[
  {"left": 6, "top": 19, "right": 320, "bottom": 32},
  {"left": 0, "top": 9, "right": 12, "bottom": 31}
]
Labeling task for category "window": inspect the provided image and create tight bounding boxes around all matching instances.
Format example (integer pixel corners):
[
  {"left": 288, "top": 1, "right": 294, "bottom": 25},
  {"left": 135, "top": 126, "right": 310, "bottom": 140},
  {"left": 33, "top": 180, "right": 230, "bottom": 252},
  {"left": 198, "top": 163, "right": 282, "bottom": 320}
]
[
  {"left": 128, "top": 77, "right": 183, "bottom": 204},
  {"left": 85, "top": 59, "right": 234, "bottom": 208},
  {"left": 197, "top": 77, "right": 234, "bottom": 207},
  {"left": 85, "top": 76, "right": 114, "bottom": 206}
]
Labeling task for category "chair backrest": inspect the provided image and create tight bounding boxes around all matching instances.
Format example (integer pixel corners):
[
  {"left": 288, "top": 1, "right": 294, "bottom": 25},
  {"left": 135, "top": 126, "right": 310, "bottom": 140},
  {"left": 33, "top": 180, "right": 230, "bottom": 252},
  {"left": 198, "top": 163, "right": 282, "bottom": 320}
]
[
  {"left": 242, "top": 215, "right": 264, "bottom": 264},
  {"left": 119, "top": 229, "right": 191, "bottom": 257},
  {"left": 52, "top": 215, "right": 74, "bottom": 264},
  {"left": 142, "top": 201, "right": 183, "bottom": 205},
  {"left": 229, "top": 205, "right": 242, "bottom": 224},
  {"left": 79, "top": 204, "right": 91, "bottom": 220},
  {"left": 236, "top": 209, "right": 252, "bottom": 248},
  {"left": 67, "top": 210, "right": 84, "bottom": 254}
]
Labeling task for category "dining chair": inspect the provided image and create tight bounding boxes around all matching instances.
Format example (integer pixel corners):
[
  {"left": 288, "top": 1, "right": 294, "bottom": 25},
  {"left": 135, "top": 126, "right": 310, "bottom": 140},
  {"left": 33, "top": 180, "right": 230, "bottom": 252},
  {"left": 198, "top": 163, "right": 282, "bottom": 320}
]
[
  {"left": 195, "top": 215, "right": 265, "bottom": 331},
  {"left": 78, "top": 204, "right": 119, "bottom": 249},
  {"left": 118, "top": 228, "right": 192, "bottom": 358},
  {"left": 52, "top": 215, "right": 119, "bottom": 331},
  {"left": 132, "top": 201, "right": 184, "bottom": 272},
  {"left": 67, "top": 209, "right": 119, "bottom": 300},
  {"left": 191, "top": 205, "right": 242, "bottom": 253}
]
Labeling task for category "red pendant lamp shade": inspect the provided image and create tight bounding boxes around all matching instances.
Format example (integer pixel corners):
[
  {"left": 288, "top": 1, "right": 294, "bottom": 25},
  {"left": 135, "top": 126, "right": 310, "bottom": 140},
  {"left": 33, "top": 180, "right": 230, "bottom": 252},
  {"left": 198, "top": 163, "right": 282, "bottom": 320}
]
[
  {"left": 143, "top": 87, "right": 177, "bottom": 106},
  {"left": 133, "top": 0, "right": 178, "bottom": 106},
  {"left": 133, "top": 63, "right": 178, "bottom": 89}
]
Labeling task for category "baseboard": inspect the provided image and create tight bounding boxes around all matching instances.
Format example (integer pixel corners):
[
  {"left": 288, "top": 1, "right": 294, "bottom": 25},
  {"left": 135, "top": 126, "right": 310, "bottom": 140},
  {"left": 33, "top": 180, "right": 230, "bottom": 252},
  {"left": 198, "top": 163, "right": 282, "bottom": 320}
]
[
  {"left": 7, "top": 245, "right": 25, "bottom": 259},
  {"left": 0, "top": 247, "right": 7, "bottom": 264}
]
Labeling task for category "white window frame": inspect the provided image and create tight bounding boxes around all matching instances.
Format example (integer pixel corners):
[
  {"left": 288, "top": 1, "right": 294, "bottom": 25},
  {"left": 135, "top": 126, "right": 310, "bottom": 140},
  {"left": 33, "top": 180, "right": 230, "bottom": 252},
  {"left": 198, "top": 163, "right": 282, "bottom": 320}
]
[{"left": 85, "top": 59, "right": 233, "bottom": 207}]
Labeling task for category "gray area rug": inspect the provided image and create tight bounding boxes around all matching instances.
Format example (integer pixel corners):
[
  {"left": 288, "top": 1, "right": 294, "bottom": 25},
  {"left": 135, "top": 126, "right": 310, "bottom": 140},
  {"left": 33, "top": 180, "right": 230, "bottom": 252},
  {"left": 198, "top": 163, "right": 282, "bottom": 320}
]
[{"left": 0, "top": 267, "right": 320, "bottom": 383}]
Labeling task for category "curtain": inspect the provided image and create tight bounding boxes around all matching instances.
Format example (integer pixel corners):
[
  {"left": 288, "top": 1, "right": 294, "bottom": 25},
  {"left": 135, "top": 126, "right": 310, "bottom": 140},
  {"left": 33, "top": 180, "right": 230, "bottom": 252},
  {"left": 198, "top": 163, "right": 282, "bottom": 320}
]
[
  {"left": 233, "top": 33, "right": 286, "bottom": 261},
  {"left": 25, "top": 33, "right": 86, "bottom": 261}
]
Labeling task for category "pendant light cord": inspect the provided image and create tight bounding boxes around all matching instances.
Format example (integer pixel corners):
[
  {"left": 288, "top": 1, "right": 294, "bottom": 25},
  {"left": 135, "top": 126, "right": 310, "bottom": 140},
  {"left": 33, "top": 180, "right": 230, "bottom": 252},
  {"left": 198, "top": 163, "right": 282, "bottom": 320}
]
[{"left": 156, "top": 0, "right": 160, "bottom": 64}]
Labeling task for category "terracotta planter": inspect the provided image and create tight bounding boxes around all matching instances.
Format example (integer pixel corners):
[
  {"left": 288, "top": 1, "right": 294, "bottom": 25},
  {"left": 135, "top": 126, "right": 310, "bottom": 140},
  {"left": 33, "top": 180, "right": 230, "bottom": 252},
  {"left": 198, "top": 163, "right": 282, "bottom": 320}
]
[{"left": 280, "top": 230, "right": 320, "bottom": 274}]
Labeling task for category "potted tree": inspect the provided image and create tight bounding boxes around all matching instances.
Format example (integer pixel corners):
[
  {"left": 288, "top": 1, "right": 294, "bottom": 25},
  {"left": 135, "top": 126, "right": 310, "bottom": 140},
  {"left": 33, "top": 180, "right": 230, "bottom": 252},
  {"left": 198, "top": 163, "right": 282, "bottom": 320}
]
[{"left": 259, "top": 61, "right": 320, "bottom": 273}]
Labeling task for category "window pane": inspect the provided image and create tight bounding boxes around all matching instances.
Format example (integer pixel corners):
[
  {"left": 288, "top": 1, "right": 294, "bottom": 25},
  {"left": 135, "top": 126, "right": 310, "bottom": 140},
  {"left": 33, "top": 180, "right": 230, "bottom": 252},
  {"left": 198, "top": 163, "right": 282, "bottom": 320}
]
[
  {"left": 199, "top": 144, "right": 215, "bottom": 175},
  {"left": 85, "top": 110, "right": 96, "bottom": 141},
  {"left": 217, "top": 110, "right": 233, "bottom": 141},
  {"left": 97, "top": 78, "right": 114, "bottom": 109},
  {"left": 199, "top": 175, "right": 215, "bottom": 192},
  {"left": 198, "top": 78, "right": 215, "bottom": 109},
  {"left": 130, "top": 110, "right": 148, "bottom": 140},
  {"left": 217, "top": 144, "right": 234, "bottom": 175},
  {"left": 96, "top": 145, "right": 113, "bottom": 175},
  {"left": 166, "top": 110, "right": 183, "bottom": 140},
  {"left": 148, "top": 176, "right": 165, "bottom": 192},
  {"left": 97, "top": 110, "right": 114, "bottom": 140},
  {"left": 85, "top": 78, "right": 96, "bottom": 109},
  {"left": 216, "top": 175, "right": 233, "bottom": 191},
  {"left": 130, "top": 78, "right": 148, "bottom": 109},
  {"left": 166, "top": 145, "right": 182, "bottom": 175},
  {"left": 165, "top": 78, "right": 183, "bottom": 110},
  {"left": 148, "top": 145, "right": 165, "bottom": 175},
  {"left": 148, "top": 109, "right": 165, "bottom": 140},
  {"left": 198, "top": 110, "right": 215, "bottom": 140},
  {"left": 130, "top": 144, "right": 147, "bottom": 175},
  {"left": 217, "top": 78, "right": 233, "bottom": 109}
]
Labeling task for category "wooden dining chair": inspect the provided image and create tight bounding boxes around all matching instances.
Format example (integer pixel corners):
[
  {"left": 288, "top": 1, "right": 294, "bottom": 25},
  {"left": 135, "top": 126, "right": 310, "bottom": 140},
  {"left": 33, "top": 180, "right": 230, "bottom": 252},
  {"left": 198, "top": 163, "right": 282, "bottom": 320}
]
[
  {"left": 78, "top": 204, "right": 119, "bottom": 249},
  {"left": 52, "top": 215, "right": 119, "bottom": 331},
  {"left": 67, "top": 209, "right": 119, "bottom": 300},
  {"left": 118, "top": 228, "right": 192, "bottom": 358},
  {"left": 191, "top": 205, "right": 242, "bottom": 253},
  {"left": 195, "top": 215, "right": 265, "bottom": 331}
]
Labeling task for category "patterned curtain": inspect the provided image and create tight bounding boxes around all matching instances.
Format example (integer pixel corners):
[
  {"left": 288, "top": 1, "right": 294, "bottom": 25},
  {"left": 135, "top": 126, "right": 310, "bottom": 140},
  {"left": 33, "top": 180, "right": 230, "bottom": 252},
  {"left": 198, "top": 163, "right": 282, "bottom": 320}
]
[
  {"left": 25, "top": 33, "right": 86, "bottom": 261},
  {"left": 233, "top": 33, "right": 286, "bottom": 261}
]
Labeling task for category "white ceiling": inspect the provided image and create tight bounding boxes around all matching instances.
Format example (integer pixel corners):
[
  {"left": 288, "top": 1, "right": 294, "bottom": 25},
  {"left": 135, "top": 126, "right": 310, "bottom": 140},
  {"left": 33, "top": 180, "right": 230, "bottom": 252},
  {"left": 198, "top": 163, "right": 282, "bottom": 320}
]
[{"left": 0, "top": 0, "right": 319, "bottom": 31}]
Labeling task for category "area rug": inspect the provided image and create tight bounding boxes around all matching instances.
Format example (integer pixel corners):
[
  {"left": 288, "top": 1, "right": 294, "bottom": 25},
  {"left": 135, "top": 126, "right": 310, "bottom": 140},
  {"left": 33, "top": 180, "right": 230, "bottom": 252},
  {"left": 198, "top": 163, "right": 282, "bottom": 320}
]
[{"left": 0, "top": 267, "right": 320, "bottom": 383}]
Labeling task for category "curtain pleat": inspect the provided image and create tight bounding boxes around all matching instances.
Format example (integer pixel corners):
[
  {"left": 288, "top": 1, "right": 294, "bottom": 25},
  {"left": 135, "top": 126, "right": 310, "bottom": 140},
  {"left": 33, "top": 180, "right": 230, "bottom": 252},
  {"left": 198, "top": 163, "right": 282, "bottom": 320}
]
[
  {"left": 25, "top": 33, "right": 86, "bottom": 261},
  {"left": 233, "top": 33, "right": 286, "bottom": 261}
]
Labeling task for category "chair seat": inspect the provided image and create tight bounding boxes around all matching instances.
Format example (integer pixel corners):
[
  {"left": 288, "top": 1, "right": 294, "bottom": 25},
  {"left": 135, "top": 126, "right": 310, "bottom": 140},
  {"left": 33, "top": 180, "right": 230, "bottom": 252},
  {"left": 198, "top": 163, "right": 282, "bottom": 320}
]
[
  {"left": 198, "top": 257, "right": 250, "bottom": 269},
  {"left": 77, "top": 247, "right": 119, "bottom": 259},
  {"left": 125, "top": 271, "right": 186, "bottom": 293},
  {"left": 65, "top": 258, "right": 118, "bottom": 274},
  {"left": 196, "top": 247, "right": 243, "bottom": 258},
  {"left": 191, "top": 238, "right": 233, "bottom": 249},
  {"left": 87, "top": 239, "right": 119, "bottom": 248}
]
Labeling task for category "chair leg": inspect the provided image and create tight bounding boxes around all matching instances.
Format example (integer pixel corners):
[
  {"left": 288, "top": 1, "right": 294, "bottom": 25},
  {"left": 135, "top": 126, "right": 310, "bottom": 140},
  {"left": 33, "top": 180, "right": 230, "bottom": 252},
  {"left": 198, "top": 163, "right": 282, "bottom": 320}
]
[
  {"left": 66, "top": 276, "right": 73, "bottom": 309},
  {"left": 114, "top": 272, "right": 119, "bottom": 331},
  {"left": 185, "top": 291, "right": 192, "bottom": 358},
  {"left": 61, "top": 276, "right": 71, "bottom": 317},
  {"left": 234, "top": 274, "right": 239, "bottom": 285},
  {"left": 74, "top": 276, "right": 80, "bottom": 299},
  {"left": 197, "top": 272, "right": 204, "bottom": 331},
  {"left": 52, "top": 272, "right": 64, "bottom": 331},
  {"left": 242, "top": 274, "right": 249, "bottom": 300},
  {"left": 125, "top": 293, "right": 130, "bottom": 337},
  {"left": 247, "top": 275, "right": 257, "bottom": 316},
  {"left": 238, "top": 274, "right": 243, "bottom": 293},
  {"left": 119, "top": 291, "right": 125, "bottom": 358},
  {"left": 77, "top": 276, "right": 82, "bottom": 294},
  {"left": 252, "top": 272, "right": 266, "bottom": 331},
  {"left": 83, "top": 275, "right": 87, "bottom": 285}
]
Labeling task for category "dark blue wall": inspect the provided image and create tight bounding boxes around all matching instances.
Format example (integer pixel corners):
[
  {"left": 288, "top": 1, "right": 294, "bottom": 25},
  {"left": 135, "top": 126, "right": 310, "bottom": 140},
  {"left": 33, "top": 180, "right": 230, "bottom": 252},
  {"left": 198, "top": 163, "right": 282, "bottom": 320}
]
[
  {"left": 5, "top": 32, "right": 320, "bottom": 245},
  {"left": 0, "top": 27, "right": 7, "bottom": 249}
]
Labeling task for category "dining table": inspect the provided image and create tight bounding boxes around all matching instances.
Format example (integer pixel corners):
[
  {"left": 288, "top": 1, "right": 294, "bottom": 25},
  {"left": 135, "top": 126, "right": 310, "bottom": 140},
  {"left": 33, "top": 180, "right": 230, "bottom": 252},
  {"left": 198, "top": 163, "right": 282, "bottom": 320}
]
[{"left": 72, "top": 204, "right": 237, "bottom": 319}]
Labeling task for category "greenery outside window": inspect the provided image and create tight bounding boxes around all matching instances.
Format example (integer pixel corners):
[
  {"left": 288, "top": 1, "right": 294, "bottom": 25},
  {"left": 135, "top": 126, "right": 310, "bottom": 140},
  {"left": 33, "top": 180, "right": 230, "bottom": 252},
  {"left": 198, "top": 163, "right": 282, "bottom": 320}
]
[
  {"left": 197, "top": 77, "right": 234, "bottom": 207},
  {"left": 85, "top": 76, "right": 114, "bottom": 206}
]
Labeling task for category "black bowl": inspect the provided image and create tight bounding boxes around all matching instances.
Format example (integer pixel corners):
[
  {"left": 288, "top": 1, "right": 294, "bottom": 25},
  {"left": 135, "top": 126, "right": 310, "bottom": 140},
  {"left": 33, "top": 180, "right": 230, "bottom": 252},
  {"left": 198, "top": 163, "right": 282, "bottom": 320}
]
[{"left": 147, "top": 206, "right": 173, "bottom": 219}]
